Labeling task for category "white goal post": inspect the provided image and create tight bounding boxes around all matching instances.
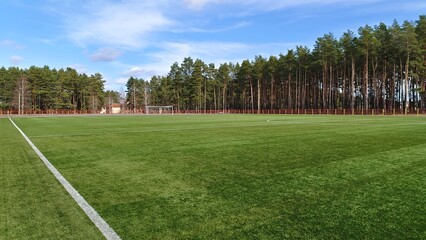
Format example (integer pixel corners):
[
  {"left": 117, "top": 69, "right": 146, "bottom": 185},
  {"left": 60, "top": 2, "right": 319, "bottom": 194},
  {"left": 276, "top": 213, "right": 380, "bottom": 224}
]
[{"left": 145, "top": 105, "right": 174, "bottom": 115}]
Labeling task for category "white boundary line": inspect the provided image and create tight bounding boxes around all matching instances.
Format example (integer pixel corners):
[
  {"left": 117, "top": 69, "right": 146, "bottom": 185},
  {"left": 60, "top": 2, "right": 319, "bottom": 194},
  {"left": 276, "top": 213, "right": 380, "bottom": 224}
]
[{"left": 8, "top": 117, "right": 121, "bottom": 240}]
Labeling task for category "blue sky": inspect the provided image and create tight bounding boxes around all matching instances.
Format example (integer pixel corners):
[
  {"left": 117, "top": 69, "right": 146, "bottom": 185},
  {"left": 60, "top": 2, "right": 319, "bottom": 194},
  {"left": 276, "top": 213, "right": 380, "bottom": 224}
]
[{"left": 1, "top": 0, "right": 425, "bottom": 91}]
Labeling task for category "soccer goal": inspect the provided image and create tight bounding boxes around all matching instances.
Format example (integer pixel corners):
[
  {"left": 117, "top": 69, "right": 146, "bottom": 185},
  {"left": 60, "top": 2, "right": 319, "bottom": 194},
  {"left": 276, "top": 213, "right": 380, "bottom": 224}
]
[{"left": 145, "top": 106, "right": 174, "bottom": 115}]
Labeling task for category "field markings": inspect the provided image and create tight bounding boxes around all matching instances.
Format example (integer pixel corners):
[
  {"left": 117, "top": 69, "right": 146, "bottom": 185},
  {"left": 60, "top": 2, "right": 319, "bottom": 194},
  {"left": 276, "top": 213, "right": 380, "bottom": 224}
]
[{"left": 8, "top": 117, "right": 121, "bottom": 240}]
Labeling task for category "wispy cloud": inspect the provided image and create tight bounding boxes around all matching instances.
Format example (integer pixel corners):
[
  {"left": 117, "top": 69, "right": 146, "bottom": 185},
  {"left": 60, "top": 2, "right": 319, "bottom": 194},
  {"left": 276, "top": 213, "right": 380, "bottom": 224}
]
[
  {"left": 54, "top": 0, "right": 383, "bottom": 50},
  {"left": 10, "top": 55, "right": 23, "bottom": 65},
  {"left": 90, "top": 47, "right": 123, "bottom": 62},
  {"left": 183, "top": 0, "right": 381, "bottom": 11},
  {"left": 183, "top": 0, "right": 216, "bottom": 10},
  {"left": 50, "top": 0, "right": 384, "bottom": 51},
  {"left": 35, "top": 38, "right": 56, "bottom": 46},
  {"left": 68, "top": 64, "right": 87, "bottom": 73},
  {"left": 351, "top": 1, "right": 426, "bottom": 16},
  {"left": 0, "top": 40, "right": 25, "bottom": 50},
  {"left": 173, "top": 21, "right": 251, "bottom": 33},
  {"left": 115, "top": 77, "right": 130, "bottom": 84},
  {"left": 122, "top": 67, "right": 145, "bottom": 78},
  {"left": 62, "top": 1, "right": 174, "bottom": 48}
]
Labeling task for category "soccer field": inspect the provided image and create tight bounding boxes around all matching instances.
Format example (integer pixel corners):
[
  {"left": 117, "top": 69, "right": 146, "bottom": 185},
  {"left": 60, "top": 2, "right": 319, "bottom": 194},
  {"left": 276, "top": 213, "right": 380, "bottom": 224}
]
[{"left": 3, "top": 115, "right": 426, "bottom": 239}]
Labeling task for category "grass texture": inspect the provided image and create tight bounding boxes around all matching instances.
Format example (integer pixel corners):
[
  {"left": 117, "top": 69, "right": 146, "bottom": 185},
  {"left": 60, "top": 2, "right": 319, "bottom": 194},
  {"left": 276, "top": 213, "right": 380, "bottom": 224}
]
[
  {"left": 0, "top": 118, "right": 103, "bottom": 239},
  {"left": 6, "top": 114, "right": 426, "bottom": 239}
]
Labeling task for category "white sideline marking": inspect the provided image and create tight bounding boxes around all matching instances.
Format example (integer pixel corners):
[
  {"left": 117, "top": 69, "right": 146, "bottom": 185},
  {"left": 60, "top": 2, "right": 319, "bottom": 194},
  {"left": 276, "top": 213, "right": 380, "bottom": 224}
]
[{"left": 8, "top": 117, "right": 121, "bottom": 240}]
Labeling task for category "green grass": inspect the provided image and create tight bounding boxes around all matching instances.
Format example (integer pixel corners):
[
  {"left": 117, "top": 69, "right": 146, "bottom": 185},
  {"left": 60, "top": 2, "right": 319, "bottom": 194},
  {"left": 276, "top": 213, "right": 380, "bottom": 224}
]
[
  {"left": 0, "top": 118, "right": 103, "bottom": 239},
  {"left": 6, "top": 114, "right": 426, "bottom": 239}
]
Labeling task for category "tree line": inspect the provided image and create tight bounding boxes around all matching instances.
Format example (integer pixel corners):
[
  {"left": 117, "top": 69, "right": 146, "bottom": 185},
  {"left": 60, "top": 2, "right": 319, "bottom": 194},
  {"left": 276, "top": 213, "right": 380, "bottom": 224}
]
[
  {"left": 127, "top": 16, "right": 426, "bottom": 113},
  {"left": 0, "top": 66, "right": 107, "bottom": 111}
]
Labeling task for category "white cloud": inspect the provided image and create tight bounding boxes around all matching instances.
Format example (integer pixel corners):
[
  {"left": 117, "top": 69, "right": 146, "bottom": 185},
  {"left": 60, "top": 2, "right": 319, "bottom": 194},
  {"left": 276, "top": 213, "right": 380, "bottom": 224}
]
[
  {"left": 183, "top": 0, "right": 216, "bottom": 10},
  {"left": 10, "top": 55, "right": 23, "bottom": 65},
  {"left": 89, "top": 47, "right": 123, "bottom": 62},
  {"left": 68, "top": 64, "right": 87, "bottom": 73},
  {"left": 183, "top": 0, "right": 381, "bottom": 11},
  {"left": 36, "top": 38, "right": 56, "bottom": 46},
  {"left": 122, "top": 67, "right": 145, "bottom": 77},
  {"left": 64, "top": 2, "right": 174, "bottom": 48},
  {"left": 115, "top": 77, "right": 129, "bottom": 84},
  {"left": 172, "top": 21, "right": 251, "bottom": 33},
  {"left": 55, "top": 0, "right": 382, "bottom": 50},
  {"left": 0, "top": 40, "right": 24, "bottom": 50}
]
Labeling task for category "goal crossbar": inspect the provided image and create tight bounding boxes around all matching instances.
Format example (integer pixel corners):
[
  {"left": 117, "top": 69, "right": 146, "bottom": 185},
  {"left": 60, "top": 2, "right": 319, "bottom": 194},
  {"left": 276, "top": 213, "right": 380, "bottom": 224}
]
[{"left": 145, "top": 105, "right": 174, "bottom": 115}]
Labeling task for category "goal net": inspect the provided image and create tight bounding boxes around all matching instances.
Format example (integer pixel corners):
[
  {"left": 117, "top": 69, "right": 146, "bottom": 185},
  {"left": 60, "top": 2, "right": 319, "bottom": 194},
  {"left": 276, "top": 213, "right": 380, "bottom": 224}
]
[{"left": 145, "top": 106, "right": 174, "bottom": 115}]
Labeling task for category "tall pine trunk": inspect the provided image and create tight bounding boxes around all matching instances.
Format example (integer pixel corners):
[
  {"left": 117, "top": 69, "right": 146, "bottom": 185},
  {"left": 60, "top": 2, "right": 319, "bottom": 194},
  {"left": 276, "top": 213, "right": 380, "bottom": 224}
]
[
  {"left": 257, "top": 77, "right": 261, "bottom": 113},
  {"left": 351, "top": 58, "right": 355, "bottom": 111},
  {"left": 405, "top": 54, "right": 410, "bottom": 114},
  {"left": 391, "top": 63, "right": 396, "bottom": 112},
  {"left": 343, "top": 58, "right": 347, "bottom": 109},
  {"left": 382, "top": 62, "right": 387, "bottom": 110},
  {"left": 270, "top": 74, "right": 274, "bottom": 110},
  {"left": 364, "top": 50, "right": 369, "bottom": 111},
  {"left": 322, "top": 64, "right": 327, "bottom": 109},
  {"left": 222, "top": 83, "right": 227, "bottom": 112},
  {"left": 288, "top": 71, "right": 292, "bottom": 109},
  {"left": 329, "top": 65, "right": 333, "bottom": 109},
  {"left": 250, "top": 79, "right": 254, "bottom": 111}
]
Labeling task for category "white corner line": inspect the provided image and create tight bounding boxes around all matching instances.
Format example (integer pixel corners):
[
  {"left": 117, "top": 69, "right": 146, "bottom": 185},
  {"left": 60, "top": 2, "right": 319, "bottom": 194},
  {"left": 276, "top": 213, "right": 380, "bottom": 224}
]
[{"left": 8, "top": 117, "right": 121, "bottom": 240}]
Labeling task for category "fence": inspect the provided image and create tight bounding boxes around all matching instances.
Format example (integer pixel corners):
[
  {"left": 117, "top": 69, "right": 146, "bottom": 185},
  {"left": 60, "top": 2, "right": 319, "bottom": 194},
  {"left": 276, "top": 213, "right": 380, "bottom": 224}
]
[
  {"left": 1, "top": 108, "right": 426, "bottom": 116},
  {"left": 174, "top": 108, "right": 425, "bottom": 115},
  {"left": 0, "top": 109, "right": 101, "bottom": 115}
]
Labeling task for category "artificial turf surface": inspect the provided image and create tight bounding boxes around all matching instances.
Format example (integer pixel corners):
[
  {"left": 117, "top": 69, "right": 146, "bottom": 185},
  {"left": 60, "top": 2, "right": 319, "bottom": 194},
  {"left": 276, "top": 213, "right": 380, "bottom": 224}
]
[
  {"left": 0, "top": 118, "right": 103, "bottom": 239},
  {"left": 4, "top": 114, "right": 426, "bottom": 239}
]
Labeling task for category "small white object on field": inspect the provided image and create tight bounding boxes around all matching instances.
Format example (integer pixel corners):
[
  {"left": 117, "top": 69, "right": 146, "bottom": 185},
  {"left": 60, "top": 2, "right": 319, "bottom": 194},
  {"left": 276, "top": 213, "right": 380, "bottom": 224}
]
[{"left": 267, "top": 120, "right": 270, "bottom": 122}]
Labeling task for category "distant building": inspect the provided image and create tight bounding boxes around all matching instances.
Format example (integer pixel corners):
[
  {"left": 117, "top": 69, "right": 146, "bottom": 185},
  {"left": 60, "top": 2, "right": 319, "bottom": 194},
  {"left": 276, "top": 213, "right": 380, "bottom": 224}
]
[{"left": 111, "top": 103, "right": 121, "bottom": 114}]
